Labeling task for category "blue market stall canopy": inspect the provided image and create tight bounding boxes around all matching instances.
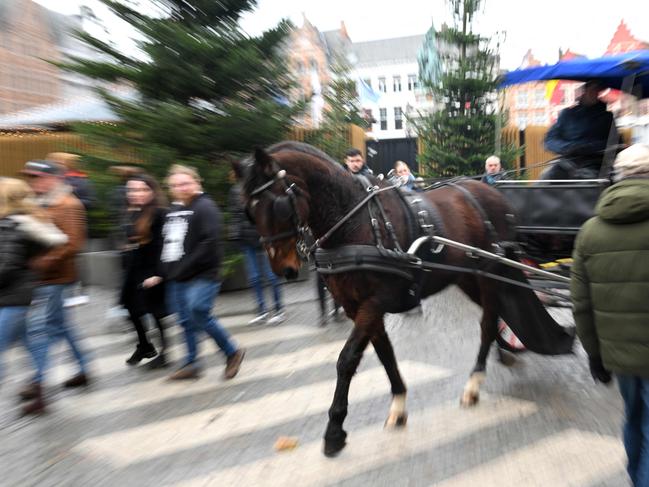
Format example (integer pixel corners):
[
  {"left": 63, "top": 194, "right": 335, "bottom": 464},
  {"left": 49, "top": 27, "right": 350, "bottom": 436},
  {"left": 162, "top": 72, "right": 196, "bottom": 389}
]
[{"left": 500, "top": 50, "right": 649, "bottom": 98}]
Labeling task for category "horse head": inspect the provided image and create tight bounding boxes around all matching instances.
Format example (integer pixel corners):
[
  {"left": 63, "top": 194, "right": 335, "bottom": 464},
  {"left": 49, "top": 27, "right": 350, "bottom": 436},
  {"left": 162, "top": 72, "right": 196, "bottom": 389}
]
[{"left": 234, "top": 147, "right": 310, "bottom": 280}]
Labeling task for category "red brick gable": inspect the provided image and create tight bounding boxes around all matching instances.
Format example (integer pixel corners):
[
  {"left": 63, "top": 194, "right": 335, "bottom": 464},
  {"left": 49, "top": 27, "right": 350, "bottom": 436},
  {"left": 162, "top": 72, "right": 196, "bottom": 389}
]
[{"left": 605, "top": 20, "right": 649, "bottom": 55}]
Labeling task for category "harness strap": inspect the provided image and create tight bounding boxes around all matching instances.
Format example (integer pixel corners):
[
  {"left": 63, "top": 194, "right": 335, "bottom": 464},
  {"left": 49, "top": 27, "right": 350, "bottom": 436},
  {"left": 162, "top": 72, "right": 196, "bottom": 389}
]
[
  {"left": 447, "top": 181, "right": 502, "bottom": 254},
  {"left": 308, "top": 185, "right": 398, "bottom": 253}
]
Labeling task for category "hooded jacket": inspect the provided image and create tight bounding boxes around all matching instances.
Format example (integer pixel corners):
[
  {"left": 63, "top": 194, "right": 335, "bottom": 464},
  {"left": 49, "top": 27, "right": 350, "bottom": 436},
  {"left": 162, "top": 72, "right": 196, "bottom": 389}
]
[
  {"left": 160, "top": 193, "right": 223, "bottom": 282},
  {"left": 0, "top": 214, "right": 68, "bottom": 306},
  {"left": 571, "top": 178, "right": 649, "bottom": 377}
]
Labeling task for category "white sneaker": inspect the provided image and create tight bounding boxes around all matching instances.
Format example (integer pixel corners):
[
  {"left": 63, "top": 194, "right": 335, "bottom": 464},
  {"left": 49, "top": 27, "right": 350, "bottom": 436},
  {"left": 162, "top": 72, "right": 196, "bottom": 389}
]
[
  {"left": 64, "top": 295, "right": 90, "bottom": 308},
  {"left": 266, "top": 311, "right": 286, "bottom": 326},
  {"left": 248, "top": 312, "right": 269, "bottom": 326}
]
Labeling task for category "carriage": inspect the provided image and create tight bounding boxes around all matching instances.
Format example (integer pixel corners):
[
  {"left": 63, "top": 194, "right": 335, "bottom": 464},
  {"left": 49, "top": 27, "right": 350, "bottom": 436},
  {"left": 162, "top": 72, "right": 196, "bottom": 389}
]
[{"left": 494, "top": 50, "right": 649, "bottom": 281}]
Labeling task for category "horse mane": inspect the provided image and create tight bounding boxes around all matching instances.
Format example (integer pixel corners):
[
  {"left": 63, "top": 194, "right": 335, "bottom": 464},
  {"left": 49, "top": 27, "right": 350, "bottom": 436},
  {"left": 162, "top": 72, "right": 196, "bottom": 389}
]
[
  {"left": 266, "top": 141, "right": 345, "bottom": 172},
  {"left": 243, "top": 141, "right": 349, "bottom": 197}
]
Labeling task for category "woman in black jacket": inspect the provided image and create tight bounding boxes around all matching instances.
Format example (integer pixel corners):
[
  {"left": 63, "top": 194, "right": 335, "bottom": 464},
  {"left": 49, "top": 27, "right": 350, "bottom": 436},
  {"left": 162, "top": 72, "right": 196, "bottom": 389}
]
[
  {"left": 0, "top": 177, "right": 67, "bottom": 385},
  {"left": 120, "top": 174, "right": 170, "bottom": 368}
]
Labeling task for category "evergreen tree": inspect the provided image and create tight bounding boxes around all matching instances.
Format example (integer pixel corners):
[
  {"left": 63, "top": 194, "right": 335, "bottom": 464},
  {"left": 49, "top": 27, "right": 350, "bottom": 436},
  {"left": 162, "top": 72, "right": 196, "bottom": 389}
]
[
  {"left": 62, "top": 0, "right": 300, "bottom": 202},
  {"left": 412, "top": 0, "right": 515, "bottom": 176},
  {"left": 309, "top": 60, "right": 368, "bottom": 162}
]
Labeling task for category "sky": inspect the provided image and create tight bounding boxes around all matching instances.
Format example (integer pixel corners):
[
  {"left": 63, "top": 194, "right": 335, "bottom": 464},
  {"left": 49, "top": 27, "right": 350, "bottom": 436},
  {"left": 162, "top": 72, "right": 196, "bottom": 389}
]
[{"left": 34, "top": 0, "right": 649, "bottom": 70}]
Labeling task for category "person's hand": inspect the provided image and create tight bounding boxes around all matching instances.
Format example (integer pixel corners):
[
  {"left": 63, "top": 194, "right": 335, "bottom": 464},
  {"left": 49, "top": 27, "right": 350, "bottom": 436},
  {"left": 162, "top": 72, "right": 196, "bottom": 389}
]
[
  {"left": 588, "top": 356, "right": 612, "bottom": 384},
  {"left": 142, "top": 276, "right": 162, "bottom": 289}
]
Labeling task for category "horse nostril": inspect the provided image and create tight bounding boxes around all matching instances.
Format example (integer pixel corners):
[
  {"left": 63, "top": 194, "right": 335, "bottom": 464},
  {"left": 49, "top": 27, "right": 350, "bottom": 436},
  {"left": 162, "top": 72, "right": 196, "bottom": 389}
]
[{"left": 283, "top": 268, "right": 298, "bottom": 280}]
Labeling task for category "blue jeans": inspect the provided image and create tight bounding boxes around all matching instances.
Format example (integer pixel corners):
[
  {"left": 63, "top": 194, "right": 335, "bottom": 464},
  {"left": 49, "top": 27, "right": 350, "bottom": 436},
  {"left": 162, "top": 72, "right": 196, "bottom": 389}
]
[
  {"left": 168, "top": 279, "right": 237, "bottom": 366},
  {"left": 617, "top": 374, "right": 649, "bottom": 486},
  {"left": 0, "top": 306, "right": 29, "bottom": 384},
  {"left": 28, "top": 285, "right": 88, "bottom": 383},
  {"left": 241, "top": 245, "right": 283, "bottom": 314}
]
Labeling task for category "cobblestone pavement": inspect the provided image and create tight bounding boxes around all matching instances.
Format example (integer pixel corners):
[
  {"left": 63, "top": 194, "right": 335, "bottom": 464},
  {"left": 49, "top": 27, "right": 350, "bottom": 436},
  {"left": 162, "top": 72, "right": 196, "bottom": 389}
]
[{"left": 0, "top": 276, "right": 628, "bottom": 486}]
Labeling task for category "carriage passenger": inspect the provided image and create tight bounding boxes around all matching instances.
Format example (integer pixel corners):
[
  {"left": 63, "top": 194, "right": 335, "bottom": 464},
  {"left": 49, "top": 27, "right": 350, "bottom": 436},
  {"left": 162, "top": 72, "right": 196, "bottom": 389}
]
[
  {"left": 543, "top": 80, "right": 619, "bottom": 180},
  {"left": 393, "top": 160, "right": 418, "bottom": 191},
  {"left": 344, "top": 148, "right": 373, "bottom": 177},
  {"left": 481, "top": 155, "right": 504, "bottom": 185}
]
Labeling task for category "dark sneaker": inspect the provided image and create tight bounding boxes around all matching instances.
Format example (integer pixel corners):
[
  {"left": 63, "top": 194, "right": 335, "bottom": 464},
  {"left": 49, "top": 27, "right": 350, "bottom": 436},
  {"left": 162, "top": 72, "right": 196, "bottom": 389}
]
[
  {"left": 18, "top": 382, "right": 40, "bottom": 401},
  {"left": 167, "top": 364, "right": 200, "bottom": 381},
  {"left": 146, "top": 352, "right": 169, "bottom": 370},
  {"left": 22, "top": 395, "right": 46, "bottom": 416},
  {"left": 224, "top": 349, "right": 245, "bottom": 379},
  {"left": 126, "top": 344, "right": 157, "bottom": 366},
  {"left": 63, "top": 373, "right": 89, "bottom": 389}
]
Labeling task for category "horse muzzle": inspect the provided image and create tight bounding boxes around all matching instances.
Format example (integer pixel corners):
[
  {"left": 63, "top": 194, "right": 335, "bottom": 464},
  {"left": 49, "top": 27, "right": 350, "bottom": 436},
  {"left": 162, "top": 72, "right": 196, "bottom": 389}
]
[{"left": 283, "top": 267, "right": 299, "bottom": 280}]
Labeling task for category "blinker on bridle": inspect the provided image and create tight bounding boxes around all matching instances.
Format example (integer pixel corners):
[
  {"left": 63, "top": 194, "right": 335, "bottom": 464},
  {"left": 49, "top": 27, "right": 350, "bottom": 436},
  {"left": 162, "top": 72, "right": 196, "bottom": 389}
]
[{"left": 247, "top": 169, "right": 312, "bottom": 260}]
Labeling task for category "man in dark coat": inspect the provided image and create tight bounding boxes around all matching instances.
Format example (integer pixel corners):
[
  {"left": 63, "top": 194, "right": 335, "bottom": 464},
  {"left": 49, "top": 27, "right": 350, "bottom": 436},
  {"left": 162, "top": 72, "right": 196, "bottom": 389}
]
[
  {"left": 571, "top": 143, "right": 649, "bottom": 486},
  {"left": 543, "top": 80, "right": 619, "bottom": 179}
]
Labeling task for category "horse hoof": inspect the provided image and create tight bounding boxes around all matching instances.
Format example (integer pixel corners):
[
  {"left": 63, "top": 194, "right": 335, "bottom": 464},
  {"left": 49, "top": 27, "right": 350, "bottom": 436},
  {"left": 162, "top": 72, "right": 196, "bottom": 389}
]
[
  {"left": 460, "top": 391, "right": 479, "bottom": 407},
  {"left": 385, "top": 412, "right": 408, "bottom": 428},
  {"left": 323, "top": 438, "right": 346, "bottom": 457},
  {"left": 323, "top": 430, "right": 347, "bottom": 457}
]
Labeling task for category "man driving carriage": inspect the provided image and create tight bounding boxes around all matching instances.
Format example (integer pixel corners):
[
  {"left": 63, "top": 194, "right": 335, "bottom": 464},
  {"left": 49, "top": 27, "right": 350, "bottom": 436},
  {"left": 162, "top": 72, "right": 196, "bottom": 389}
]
[{"left": 543, "top": 80, "right": 620, "bottom": 180}]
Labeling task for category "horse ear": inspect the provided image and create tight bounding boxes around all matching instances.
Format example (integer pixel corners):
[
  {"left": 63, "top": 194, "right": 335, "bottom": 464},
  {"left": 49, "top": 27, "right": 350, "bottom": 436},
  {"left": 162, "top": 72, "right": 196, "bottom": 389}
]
[{"left": 254, "top": 147, "right": 275, "bottom": 176}]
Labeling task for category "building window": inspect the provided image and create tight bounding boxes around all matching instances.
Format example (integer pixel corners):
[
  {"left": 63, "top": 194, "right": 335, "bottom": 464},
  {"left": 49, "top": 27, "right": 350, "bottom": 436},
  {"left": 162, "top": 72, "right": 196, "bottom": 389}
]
[
  {"left": 408, "top": 74, "right": 418, "bottom": 91},
  {"left": 518, "top": 114, "right": 528, "bottom": 128},
  {"left": 363, "top": 78, "right": 372, "bottom": 89},
  {"left": 516, "top": 91, "right": 527, "bottom": 108},
  {"left": 534, "top": 88, "right": 545, "bottom": 107},
  {"left": 378, "top": 77, "right": 386, "bottom": 93},
  {"left": 533, "top": 112, "right": 546, "bottom": 126},
  {"left": 393, "top": 75, "right": 401, "bottom": 92},
  {"left": 394, "top": 107, "right": 403, "bottom": 130},
  {"left": 379, "top": 108, "right": 387, "bottom": 130}
]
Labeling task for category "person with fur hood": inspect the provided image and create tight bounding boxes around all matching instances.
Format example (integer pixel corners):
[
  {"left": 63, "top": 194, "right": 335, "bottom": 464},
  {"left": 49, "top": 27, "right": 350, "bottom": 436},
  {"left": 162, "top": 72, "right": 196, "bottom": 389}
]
[
  {"left": 571, "top": 143, "right": 649, "bottom": 486},
  {"left": 0, "top": 177, "right": 67, "bottom": 390}
]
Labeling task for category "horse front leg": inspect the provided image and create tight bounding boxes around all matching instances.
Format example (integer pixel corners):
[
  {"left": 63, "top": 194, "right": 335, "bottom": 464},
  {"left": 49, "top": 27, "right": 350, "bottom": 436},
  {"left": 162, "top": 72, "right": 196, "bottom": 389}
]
[
  {"left": 323, "top": 325, "right": 371, "bottom": 457},
  {"left": 371, "top": 327, "right": 408, "bottom": 428},
  {"left": 461, "top": 290, "right": 499, "bottom": 407}
]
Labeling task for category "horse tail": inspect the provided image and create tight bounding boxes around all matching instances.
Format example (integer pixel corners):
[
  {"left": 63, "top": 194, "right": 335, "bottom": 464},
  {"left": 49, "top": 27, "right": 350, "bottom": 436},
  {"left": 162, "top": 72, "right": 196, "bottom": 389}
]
[{"left": 494, "top": 247, "right": 575, "bottom": 355}]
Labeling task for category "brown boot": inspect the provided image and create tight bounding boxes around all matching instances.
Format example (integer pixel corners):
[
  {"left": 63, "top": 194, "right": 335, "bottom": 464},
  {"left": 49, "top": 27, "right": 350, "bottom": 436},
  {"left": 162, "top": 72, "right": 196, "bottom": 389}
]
[
  {"left": 21, "top": 384, "right": 46, "bottom": 416},
  {"left": 167, "top": 364, "right": 200, "bottom": 381},
  {"left": 18, "top": 382, "right": 40, "bottom": 401},
  {"left": 224, "top": 349, "right": 245, "bottom": 379},
  {"left": 63, "top": 373, "right": 89, "bottom": 389}
]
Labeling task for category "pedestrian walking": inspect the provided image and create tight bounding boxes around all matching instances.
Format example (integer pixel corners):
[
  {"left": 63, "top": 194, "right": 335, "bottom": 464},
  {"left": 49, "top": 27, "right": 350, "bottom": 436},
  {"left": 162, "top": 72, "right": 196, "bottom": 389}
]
[
  {"left": 47, "top": 152, "right": 96, "bottom": 211},
  {"left": 19, "top": 160, "right": 91, "bottom": 414},
  {"left": 121, "top": 173, "right": 170, "bottom": 368},
  {"left": 571, "top": 143, "right": 649, "bottom": 486},
  {"left": 0, "top": 178, "right": 67, "bottom": 388},
  {"left": 227, "top": 178, "right": 285, "bottom": 326},
  {"left": 155, "top": 164, "right": 245, "bottom": 380}
]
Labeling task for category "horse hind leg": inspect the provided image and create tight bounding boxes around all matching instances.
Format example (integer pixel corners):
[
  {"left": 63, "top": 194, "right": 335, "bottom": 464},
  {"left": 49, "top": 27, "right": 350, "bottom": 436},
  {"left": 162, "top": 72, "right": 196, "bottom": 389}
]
[
  {"left": 459, "top": 279, "right": 500, "bottom": 407},
  {"left": 371, "top": 327, "right": 408, "bottom": 428}
]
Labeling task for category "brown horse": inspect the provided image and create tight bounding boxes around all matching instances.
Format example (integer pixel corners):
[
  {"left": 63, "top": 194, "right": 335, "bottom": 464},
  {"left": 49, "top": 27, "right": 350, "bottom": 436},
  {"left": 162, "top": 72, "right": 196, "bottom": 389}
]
[{"left": 236, "top": 141, "right": 573, "bottom": 457}]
